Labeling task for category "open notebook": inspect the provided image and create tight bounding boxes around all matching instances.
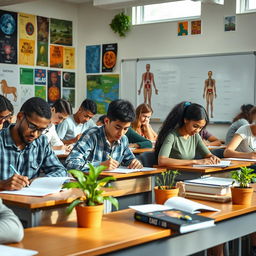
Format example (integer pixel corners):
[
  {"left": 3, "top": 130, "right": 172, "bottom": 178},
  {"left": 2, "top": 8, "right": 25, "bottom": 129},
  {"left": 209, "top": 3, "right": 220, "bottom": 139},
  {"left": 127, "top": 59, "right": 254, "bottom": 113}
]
[
  {"left": 0, "top": 177, "right": 70, "bottom": 196},
  {"left": 107, "top": 167, "right": 157, "bottom": 174},
  {"left": 0, "top": 245, "right": 38, "bottom": 256},
  {"left": 129, "top": 196, "right": 220, "bottom": 214}
]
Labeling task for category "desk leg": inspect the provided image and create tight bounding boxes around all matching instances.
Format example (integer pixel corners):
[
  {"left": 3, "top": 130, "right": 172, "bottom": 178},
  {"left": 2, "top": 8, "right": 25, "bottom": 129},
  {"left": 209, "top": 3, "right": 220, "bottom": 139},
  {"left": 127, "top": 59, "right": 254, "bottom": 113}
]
[{"left": 151, "top": 175, "right": 155, "bottom": 203}]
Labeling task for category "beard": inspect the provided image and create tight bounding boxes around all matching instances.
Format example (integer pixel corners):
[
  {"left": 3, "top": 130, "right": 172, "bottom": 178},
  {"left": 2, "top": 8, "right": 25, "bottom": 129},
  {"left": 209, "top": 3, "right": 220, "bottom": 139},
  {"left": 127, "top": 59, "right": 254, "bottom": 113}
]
[{"left": 17, "top": 126, "right": 32, "bottom": 145}]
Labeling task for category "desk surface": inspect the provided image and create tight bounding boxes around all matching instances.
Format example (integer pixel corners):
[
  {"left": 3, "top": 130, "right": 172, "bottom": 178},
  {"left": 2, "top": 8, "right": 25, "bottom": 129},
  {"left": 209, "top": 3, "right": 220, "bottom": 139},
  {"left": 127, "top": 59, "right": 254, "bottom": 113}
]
[
  {"left": 132, "top": 148, "right": 154, "bottom": 154},
  {"left": 8, "top": 192, "right": 256, "bottom": 256},
  {"left": 155, "top": 160, "right": 253, "bottom": 174},
  {"left": 0, "top": 188, "right": 124, "bottom": 209}
]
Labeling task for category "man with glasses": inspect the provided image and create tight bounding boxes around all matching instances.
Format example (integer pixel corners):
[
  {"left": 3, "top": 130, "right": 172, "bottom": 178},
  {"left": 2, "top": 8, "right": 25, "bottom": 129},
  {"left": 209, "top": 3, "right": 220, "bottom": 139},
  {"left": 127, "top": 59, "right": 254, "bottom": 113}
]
[
  {"left": 0, "top": 95, "right": 14, "bottom": 129},
  {"left": 0, "top": 97, "right": 67, "bottom": 191},
  {"left": 57, "top": 99, "right": 97, "bottom": 145}
]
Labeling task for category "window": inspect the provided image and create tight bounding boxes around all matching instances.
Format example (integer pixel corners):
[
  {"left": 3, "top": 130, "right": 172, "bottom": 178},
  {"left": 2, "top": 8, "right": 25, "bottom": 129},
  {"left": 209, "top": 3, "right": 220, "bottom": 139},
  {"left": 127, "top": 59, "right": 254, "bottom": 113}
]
[
  {"left": 237, "top": 0, "right": 256, "bottom": 13},
  {"left": 132, "top": 1, "right": 201, "bottom": 25}
]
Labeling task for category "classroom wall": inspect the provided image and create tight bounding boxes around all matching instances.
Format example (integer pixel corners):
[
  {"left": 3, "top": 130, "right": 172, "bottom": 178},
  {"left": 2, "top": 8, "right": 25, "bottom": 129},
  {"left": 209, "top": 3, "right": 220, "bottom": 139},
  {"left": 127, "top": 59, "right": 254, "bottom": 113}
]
[{"left": 77, "top": 0, "right": 256, "bottom": 140}]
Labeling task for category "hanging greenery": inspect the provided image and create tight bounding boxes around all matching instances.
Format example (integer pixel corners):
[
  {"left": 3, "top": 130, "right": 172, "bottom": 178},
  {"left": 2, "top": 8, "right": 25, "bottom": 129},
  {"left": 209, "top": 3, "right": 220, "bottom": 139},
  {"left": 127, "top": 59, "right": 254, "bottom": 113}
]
[{"left": 110, "top": 12, "right": 131, "bottom": 37}]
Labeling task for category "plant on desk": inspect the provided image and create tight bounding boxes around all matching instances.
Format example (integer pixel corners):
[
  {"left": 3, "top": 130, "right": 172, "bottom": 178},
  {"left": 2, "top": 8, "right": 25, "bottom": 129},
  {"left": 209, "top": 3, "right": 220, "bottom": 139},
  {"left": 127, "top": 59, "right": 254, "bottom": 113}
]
[
  {"left": 63, "top": 164, "right": 119, "bottom": 228},
  {"left": 231, "top": 167, "right": 256, "bottom": 205},
  {"left": 154, "top": 170, "right": 180, "bottom": 204}
]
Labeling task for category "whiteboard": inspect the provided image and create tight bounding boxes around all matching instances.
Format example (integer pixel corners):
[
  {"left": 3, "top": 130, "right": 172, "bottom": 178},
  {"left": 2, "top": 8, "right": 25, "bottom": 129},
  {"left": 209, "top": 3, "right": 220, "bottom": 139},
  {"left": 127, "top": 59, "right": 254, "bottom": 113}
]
[{"left": 121, "top": 53, "right": 256, "bottom": 122}]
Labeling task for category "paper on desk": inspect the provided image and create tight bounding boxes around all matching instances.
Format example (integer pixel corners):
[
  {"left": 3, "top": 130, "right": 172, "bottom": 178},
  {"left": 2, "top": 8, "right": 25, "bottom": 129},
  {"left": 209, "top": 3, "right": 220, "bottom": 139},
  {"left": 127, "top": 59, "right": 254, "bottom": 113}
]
[
  {"left": 129, "top": 204, "right": 171, "bottom": 213},
  {"left": 107, "top": 167, "right": 157, "bottom": 174},
  {"left": 193, "top": 160, "right": 231, "bottom": 167},
  {"left": 54, "top": 149, "right": 66, "bottom": 155},
  {"left": 225, "top": 158, "right": 256, "bottom": 162},
  {"left": 0, "top": 177, "right": 70, "bottom": 196},
  {"left": 0, "top": 245, "right": 38, "bottom": 256}
]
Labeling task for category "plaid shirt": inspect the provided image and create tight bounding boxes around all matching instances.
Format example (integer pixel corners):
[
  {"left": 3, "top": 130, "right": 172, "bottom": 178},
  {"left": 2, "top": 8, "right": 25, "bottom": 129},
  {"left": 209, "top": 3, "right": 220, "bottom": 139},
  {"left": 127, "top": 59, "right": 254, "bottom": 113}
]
[
  {"left": 0, "top": 125, "right": 67, "bottom": 180},
  {"left": 65, "top": 126, "right": 135, "bottom": 171}
]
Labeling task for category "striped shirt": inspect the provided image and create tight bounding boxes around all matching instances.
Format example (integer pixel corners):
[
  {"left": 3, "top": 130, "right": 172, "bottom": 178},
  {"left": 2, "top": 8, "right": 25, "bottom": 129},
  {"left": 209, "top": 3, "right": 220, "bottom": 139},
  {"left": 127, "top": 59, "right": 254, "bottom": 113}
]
[
  {"left": 0, "top": 125, "right": 67, "bottom": 180},
  {"left": 65, "top": 126, "right": 135, "bottom": 171}
]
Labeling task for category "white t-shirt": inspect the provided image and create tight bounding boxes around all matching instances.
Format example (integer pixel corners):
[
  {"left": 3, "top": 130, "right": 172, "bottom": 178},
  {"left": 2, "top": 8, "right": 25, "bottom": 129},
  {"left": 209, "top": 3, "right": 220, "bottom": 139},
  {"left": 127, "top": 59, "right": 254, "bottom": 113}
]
[
  {"left": 56, "top": 115, "right": 96, "bottom": 141},
  {"left": 235, "top": 124, "right": 256, "bottom": 152},
  {"left": 45, "top": 124, "right": 63, "bottom": 147}
]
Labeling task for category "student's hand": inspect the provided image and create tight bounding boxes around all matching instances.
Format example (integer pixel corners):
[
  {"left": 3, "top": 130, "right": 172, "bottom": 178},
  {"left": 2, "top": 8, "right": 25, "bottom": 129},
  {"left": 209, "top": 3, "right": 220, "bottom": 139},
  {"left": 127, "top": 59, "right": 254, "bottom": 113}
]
[
  {"left": 100, "top": 159, "right": 120, "bottom": 171},
  {"left": 65, "top": 144, "right": 73, "bottom": 152},
  {"left": 128, "top": 159, "right": 143, "bottom": 169},
  {"left": 209, "top": 155, "right": 220, "bottom": 164},
  {"left": 0, "top": 174, "right": 29, "bottom": 191},
  {"left": 129, "top": 143, "right": 139, "bottom": 149},
  {"left": 75, "top": 134, "right": 82, "bottom": 142},
  {"left": 195, "top": 156, "right": 220, "bottom": 165}
]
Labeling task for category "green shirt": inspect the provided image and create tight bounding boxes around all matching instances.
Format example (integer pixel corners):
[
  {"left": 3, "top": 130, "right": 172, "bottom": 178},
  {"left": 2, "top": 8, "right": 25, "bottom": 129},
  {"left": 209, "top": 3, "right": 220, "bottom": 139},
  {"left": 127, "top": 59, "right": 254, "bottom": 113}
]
[
  {"left": 126, "top": 128, "right": 152, "bottom": 149},
  {"left": 159, "top": 130, "right": 210, "bottom": 159}
]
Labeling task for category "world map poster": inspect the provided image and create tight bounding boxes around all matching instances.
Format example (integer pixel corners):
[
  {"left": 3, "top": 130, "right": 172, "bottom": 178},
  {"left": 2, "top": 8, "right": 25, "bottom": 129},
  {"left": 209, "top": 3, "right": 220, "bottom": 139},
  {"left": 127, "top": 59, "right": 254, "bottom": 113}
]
[{"left": 87, "top": 74, "right": 119, "bottom": 114}]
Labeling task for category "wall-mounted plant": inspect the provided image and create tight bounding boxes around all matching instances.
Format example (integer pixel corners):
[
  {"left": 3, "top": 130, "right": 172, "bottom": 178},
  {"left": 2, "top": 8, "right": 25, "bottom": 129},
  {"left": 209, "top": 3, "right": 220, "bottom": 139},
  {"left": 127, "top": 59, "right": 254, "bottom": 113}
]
[{"left": 110, "top": 12, "right": 131, "bottom": 37}]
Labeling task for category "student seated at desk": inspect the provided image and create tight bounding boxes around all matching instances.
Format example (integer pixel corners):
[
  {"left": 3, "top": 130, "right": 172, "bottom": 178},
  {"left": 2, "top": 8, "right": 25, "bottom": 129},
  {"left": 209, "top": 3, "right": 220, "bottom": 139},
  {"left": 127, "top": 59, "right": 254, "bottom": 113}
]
[
  {"left": 0, "top": 95, "right": 14, "bottom": 130},
  {"left": 57, "top": 99, "right": 97, "bottom": 145},
  {"left": 96, "top": 114, "right": 152, "bottom": 149},
  {"left": 66, "top": 99, "right": 143, "bottom": 171},
  {"left": 225, "top": 104, "right": 256, "bottom": 144},
  {"left": 0, "top": 198, "right": 23, "bottom": 243},
  {"left": 132, "top": 103, "right": 157, "bottom": 141},
  {"left": 199, "top": 128, "right": 222, "bottom": 146},
  {"left": 0, "top": 97, "right": 67, "bottom": 191},
  {"left": 155, "top": 101, "right": 219, "bottom": 167},
  {"left": 45, "top": 99, "right": 73, "bottom": 151}
]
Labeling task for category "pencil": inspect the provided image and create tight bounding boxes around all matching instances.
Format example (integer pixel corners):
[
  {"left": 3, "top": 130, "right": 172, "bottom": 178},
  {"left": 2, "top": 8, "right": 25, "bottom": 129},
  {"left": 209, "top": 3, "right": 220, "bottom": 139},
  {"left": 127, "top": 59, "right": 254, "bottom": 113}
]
[
  {"left": 249, "top": 145, "right": 255, "bottom": 152},
  {"left": 9, "top": 164, "right": 29, "bottom": 187}
]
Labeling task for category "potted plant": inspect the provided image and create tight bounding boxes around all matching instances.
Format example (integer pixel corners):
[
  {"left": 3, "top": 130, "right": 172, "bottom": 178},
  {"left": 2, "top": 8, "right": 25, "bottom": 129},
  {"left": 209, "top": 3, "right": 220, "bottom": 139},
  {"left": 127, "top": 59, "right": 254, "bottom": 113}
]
[
  {"left": 110, "top": 12, "right": 131, "bottom": 37},
  {"left": 230, "top": 166, "right": 256, "bottom": 205},
  {"left": 154, "top": 170, "right": 180, "bottom": 204},
  {"left": 63, "top": 164, "right": 119, "bottom": 228}
]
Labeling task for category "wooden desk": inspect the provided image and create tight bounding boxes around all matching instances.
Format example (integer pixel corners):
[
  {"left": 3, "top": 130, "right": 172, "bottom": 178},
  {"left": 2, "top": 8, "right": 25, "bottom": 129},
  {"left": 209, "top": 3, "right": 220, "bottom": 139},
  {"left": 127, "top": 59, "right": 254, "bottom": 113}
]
[
  {"left": 101, "top": 168, "right": 165, "bottom": 210},
  {"left": 0, "top": 188, "right": 124, "bottom": 228},
  {"left": 8, "top": 193, "right": 256, "bottom": 256},
  {"left": 132, "top": 148, "right": 154, "bottom": 154},
  {"left": 155, "top": 160, "right": 253, "bottom": 180}
]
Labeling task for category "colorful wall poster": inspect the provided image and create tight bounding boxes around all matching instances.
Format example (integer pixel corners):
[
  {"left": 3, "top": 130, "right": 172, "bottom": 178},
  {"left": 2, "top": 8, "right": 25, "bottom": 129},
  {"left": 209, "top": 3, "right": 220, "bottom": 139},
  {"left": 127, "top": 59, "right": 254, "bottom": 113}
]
[
  {"left": 35, "top": 85, "right": 46, "bottom": 100},
  {"left": 0, "top": 65, "right": 19, "bottom": 107},
  {"left": 35, "top": 69, "right": 46, "bottom": 85},
  {"left": 20, "top": 85, "right": 34, "bottom": 105},
  {"left": 50, "top": 18, "right": 72, "bottom": 46},
  {"left": 0, "top": 10, "right": 17, "bottom": 64},
  {"left": 62, "top": 88, "right": 75, "bottom": 108},
  {"left": 86, "top": 45, "right": 100, "bottom": 73},
  {"left": 102, "top": 43, "right": 117, "bottom": 73},
  {"left": 37, "top": 41, "right": 48, "bottom": 67},
  {"left": 48, "top": 70, "right": 61, "bottom": 104},
  {"left": 178, "top": 21, "right": 188, "bottom": 36},
  {"left": 50, "top": 45, "right": 63, "bottom": 68},
  {"left": 224, "top": 16, "right": 236, "bottom": 31},
  {"left": 19, "top": 13, "right": 36, "bottom": 40},
  {"left": 63, "top": 71, "right": 75, "bottom": 88},
  {"left": 87, "top": 74, "right": 119, "bottom": 114},
  {"left": 20, "top": 68, "right": 33, "bottom": 84},
  {"left": 191, "top": 20, "right": 201, "bottom": 35},
  {"left": 19, "top": 39, "right": 35, "bottom": 65},
  {"left": 63, "top": 47, "right": 75, "bottom": 69}
]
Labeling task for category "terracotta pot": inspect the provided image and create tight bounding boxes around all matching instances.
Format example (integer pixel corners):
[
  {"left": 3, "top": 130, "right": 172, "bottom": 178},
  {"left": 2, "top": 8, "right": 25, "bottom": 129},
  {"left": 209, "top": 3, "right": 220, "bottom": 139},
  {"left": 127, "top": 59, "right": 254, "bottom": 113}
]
[
  {"left": 231, "top": 187, "right": 254, "bottom": 205},
  {"left": 75, "top": 204, "right": 104, "bottom": 228},
  {"left": 154, "top": 186, "right": 179, "bottom": 204}
]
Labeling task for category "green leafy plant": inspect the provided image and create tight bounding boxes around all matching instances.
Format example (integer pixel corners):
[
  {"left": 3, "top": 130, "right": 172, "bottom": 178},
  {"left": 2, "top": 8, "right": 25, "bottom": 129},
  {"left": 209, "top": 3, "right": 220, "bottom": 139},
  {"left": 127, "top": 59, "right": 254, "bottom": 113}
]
[
  {"left": 110, "top": 12, "right": 131, "bottom": 37},
  {"left": 231, "top": 167, "right": 256, "bottom": 188},
  {"left": 156, "top": 170, "right": 180, "bottom": 190},
  {"left": 63, "top": 164, "right": 119, "bottom": 214}
]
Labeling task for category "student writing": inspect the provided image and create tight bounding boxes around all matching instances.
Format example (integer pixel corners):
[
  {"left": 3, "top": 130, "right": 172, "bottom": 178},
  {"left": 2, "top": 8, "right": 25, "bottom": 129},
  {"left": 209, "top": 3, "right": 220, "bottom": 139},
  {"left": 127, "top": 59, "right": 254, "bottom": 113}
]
[
  {"left": 155, "top": 101, "right": 220, "bottom": 166},
  {"left": 66, "top": 99, "right": 143, "bottom": 171}
]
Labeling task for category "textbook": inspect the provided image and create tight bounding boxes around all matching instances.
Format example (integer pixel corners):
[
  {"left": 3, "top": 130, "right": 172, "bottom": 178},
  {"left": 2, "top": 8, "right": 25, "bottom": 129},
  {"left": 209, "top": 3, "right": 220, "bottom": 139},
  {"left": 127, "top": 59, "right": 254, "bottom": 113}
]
[
  {"left": 134, "top": 209, "right": 215, "bottom": 233},
  {"left": 192, "top": 160, "right": 231, "bottom": 167},
  {"left": 0, "top": 177, "right": 70, "bottom": 196},
  {"left": 184, "top": 177, "right": 233, "bottom": 195},
  {"left": 185, "top": 192, "right": 231, "bottom": 203},
  {"left": 107, "top": 167, "right": 157, "bottom": 174},
  {"left": 129, "top": 196, "right": 220, "bottom": 214}
]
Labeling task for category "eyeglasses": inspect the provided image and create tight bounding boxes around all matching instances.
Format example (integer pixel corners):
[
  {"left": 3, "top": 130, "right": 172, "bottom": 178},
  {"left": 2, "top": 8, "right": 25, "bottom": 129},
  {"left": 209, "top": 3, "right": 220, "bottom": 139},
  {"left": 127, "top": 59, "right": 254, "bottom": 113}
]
[
  {"left": 24, "top": 114, "right": 49, "bottom": 134},
  {"left": 0, "top": 113, "right": 12, "bottom": 121}
]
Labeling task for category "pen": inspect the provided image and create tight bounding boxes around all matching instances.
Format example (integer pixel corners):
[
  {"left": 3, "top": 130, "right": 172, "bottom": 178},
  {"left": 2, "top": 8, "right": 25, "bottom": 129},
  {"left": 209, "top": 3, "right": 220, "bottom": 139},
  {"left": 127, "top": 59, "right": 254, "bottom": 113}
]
[
  {"left": 249, "top": 145, "right": 255, "bottom": 152},
  {"left": 179, "top": 215, "right": 192, "bottom": 221},
  {"left": 9, "top": 164, "right": 29, "bottom": 187},
  {"left": 107, "top": 154, "right": 112, "bottom": 160}
]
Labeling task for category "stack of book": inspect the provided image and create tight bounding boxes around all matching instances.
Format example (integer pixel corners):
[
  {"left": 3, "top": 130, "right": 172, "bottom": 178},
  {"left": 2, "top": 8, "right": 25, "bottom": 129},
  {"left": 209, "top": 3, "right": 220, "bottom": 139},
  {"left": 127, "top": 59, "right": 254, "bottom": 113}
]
[{"left": 184, "top": 176, "right": 233, "bottom": 203}]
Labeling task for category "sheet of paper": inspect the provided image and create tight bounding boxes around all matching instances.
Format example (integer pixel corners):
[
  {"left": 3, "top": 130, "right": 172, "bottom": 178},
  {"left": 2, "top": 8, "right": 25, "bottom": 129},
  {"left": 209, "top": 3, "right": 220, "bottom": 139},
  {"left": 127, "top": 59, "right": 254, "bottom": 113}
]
[
  {"left": 0, "top": 177, "right": 70, "bottom": 196},
  {"left": 107, "top": 167, "right": 157, "bottom": 174},
  {"left": 193, "top": 160, "right": 231, "bottom": 167},
  {"left": 0, "top": 245, "right": 38, "bottom": 256},
  {"left": 184, "top": 177, "right": 233, "bottom": 187},
  {"left": 225, "top": 158, "right": 256, "bottom": 162},
  {"left": 129, "top": 204, "right": 171, "bottom": 213},
  {"left": 54, "top": 150, "right": 66, "bottom": 155}
]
